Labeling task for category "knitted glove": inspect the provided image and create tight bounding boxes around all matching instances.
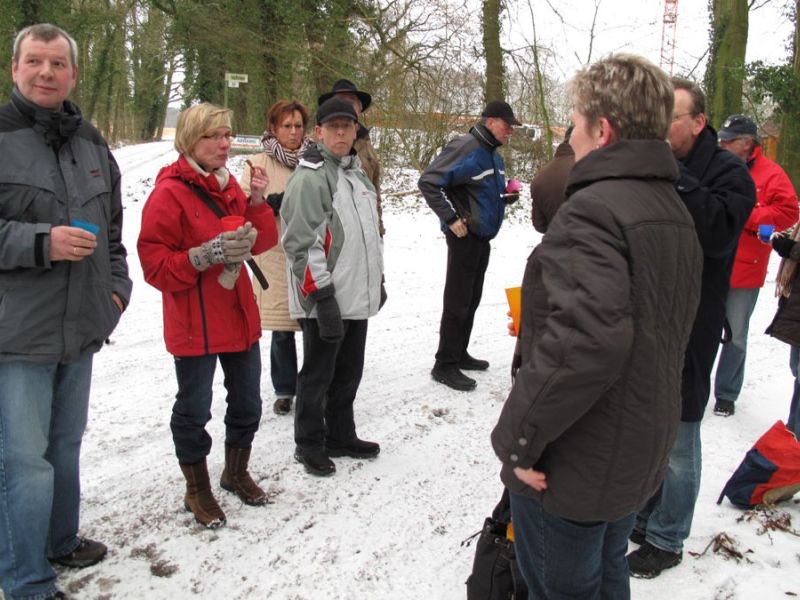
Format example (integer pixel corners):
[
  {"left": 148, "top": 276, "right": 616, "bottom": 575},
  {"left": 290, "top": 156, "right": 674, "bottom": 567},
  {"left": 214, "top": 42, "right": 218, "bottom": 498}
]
[
  {"left": 188, "top": 234, "right": 227, "bottom": 271},
  {"left": 511, "top": 352, "right": 522, "bottom": 383},
  {"left": 217, "top": 263, "right": 241, "bottom": 290},
  {"left": 772, "top": 235, "right": 797, "bottom": 259},
  {"left": 311, "top": 285, "right": 343, "bottom": 343},
  {"left": 221, "top": 222, "right": 257, "bottom": 264}
]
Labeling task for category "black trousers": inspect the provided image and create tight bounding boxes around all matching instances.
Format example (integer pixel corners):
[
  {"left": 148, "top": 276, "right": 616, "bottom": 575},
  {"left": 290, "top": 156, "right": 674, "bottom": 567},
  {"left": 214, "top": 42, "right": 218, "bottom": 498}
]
[
  {"left": 295, "top": 318, "right": 368, "bottom": 450},
  {"left": 435, "top": 230, "right": 491, "bottom": 366}
]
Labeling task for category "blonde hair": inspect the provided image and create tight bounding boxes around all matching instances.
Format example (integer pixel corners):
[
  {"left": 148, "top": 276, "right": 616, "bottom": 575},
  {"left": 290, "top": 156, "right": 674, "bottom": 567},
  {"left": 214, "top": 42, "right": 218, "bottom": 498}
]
[
  {"left": 569, "top": 54, "right": 674, "bottom": 140},
  {"left": 174, "top": 103, "right": 232, "bottom": 155}
]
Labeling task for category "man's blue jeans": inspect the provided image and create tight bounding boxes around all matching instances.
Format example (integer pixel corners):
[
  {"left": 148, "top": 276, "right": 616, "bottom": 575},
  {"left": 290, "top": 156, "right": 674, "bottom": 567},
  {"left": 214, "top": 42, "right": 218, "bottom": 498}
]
[
  {"left": 270, "top": 331, "right": 297, "bottom": 398},
  {"left": 635, "top": 420, "right": 702, "bottom": 554},
  {"left": 0, "top": 355, "right": 93, "bottom": 600},
  {"left": 714, "top": 287, "right": 760, "bottom": 403},
  {"left": 787, "top": 346, "right": 800, "bottom": 438},
  {"left": 509, "top": 492, "right": 635, "bottom": 599}
]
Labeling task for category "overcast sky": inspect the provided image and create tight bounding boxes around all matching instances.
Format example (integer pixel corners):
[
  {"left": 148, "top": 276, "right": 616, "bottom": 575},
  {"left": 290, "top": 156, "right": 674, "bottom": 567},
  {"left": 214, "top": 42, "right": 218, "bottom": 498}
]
[{"left": 502, "top": 0, "right": 795, "bottom": 80}]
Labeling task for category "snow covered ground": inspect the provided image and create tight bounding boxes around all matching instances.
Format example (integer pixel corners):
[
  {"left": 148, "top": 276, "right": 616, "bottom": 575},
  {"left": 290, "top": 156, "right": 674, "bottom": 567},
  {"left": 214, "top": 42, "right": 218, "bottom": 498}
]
[{"left": 45, "top": 141, "right": 800, "bottom": 599}]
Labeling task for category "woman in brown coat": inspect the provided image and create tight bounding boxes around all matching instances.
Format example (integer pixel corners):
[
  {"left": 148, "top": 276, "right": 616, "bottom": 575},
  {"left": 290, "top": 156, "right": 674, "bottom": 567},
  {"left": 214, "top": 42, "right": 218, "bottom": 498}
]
[{"left": 241, "top": 100, "right": 312, "bottom": 415}]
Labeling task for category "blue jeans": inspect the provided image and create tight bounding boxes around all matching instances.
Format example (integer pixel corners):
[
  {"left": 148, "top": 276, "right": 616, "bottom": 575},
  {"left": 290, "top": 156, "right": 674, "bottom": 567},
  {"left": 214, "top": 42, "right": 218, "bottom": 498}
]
[
  {"left": 171, "top": 343, "right": 262, "bottom": 465},
  {"left": 509, "top": 493, "right": 635, "bottom": 600},
  {"left": 787, "top": 347, "right": 800, "bottom": 438},
  {"left": 635, "top": 420, "right": 702, "bottom": 553},
  {"left": 0, "top": 355, "right": 93, "bottom": 600},
  {"left": 270, "top": 331, "right": 297, "bottom": 398},
  {"left": 714, "top": 288, "right": 760, "bottom": 403}
]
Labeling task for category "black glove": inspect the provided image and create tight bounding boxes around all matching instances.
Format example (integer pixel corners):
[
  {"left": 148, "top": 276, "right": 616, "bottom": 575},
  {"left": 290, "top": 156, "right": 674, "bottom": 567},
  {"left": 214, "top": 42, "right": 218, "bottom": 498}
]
[
  {"left": 503, "top": 193, "right": 520, "bottom": 205},
  {"left": 511, "top": 353, "right": 522, "bottom": 383},
  {"left": 379, "top": 275, "right": 387, "bottom": 309},
  {"left": 311, "top": 285, "right": 343, "bottom": 343},
  {"left": 772, "top": 235, "right": 797, "bottom": 259},
  {"left": 266, "top": 192, "right": 284, "bottom": 216}
]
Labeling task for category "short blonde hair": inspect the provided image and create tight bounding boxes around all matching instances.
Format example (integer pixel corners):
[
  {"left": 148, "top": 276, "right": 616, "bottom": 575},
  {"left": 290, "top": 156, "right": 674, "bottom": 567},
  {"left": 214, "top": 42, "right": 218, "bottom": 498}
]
[
  {"left": 174, "top": 103, "right": 232, "bottom": 155},
  {"left": 569, "top": 54, "right": 673, "bottom": 140}
]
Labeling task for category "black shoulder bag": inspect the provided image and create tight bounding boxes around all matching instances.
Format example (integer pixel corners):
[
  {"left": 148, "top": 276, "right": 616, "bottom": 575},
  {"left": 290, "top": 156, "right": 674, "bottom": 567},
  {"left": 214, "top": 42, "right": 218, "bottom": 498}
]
[{"left": 183, "top": 181, "right": 269, "bottom": 290}]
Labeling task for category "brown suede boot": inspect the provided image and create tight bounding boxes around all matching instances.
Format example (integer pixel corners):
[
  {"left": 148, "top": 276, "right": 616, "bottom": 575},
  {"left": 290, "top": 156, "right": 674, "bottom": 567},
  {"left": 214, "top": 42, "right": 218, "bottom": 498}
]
[
  {"left": 180, "top": 460, "right": 226, "bottom": 529},
  {"left": 220, "top": 446, "right": 268, "bottom": 506}
]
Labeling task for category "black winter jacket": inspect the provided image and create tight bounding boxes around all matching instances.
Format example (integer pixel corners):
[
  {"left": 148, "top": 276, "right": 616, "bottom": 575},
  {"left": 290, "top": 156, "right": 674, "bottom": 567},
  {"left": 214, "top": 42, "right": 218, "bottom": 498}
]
[
  {"left": 675, "top": 126, "right": 755, "bottom": 421},
  {"left": 492, "top": 140, "right": 702, "bottom": 522}
]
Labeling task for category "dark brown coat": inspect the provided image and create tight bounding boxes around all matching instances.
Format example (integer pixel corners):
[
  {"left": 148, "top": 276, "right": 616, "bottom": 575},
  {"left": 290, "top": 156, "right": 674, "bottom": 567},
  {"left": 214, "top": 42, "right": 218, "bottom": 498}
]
[
  {"left": 491, "top": 139, "right": 702, "bottom": 522},
  {"left": 530, "top": 140, "right": 575, "bottom": 233}
]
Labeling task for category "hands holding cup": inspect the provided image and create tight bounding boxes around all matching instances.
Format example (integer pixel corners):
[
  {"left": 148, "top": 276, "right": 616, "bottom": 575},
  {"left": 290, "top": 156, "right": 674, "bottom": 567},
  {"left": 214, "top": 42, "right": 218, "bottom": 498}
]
[{"left": 758, "top": 224, "right": 776, "bottom": 243}]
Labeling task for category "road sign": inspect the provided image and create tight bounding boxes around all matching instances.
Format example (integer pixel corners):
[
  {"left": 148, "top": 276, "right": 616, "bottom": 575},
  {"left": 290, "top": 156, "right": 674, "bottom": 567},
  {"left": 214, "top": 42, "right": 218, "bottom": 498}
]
[{"left": 225, "top": 73, "right": 248, "bottom": 83}]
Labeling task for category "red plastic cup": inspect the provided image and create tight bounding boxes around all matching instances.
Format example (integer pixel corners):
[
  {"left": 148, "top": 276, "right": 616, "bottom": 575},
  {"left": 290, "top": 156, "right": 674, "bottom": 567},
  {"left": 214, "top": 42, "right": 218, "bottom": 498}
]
[
  {"left": 506, "top": 178, "right": 521, "bottom": 194},
  {"left": 221, "top": 216, "right": 245, "bottom": 231}
]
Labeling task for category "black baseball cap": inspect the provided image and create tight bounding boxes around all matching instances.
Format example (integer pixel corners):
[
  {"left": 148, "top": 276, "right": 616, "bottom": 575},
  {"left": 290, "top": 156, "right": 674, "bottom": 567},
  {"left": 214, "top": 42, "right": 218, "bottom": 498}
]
[
  {"left": 318, "top": 79, "right": 372, "bottom": 112},
  {"left": 718, "top": 114, "right": 758, "bottom": 141},
  {"left": 481, "top": 100, "right": 522, "bottom": 126},
  {"left": 316, "top": 97, "right": 358, "bottom": 125}
]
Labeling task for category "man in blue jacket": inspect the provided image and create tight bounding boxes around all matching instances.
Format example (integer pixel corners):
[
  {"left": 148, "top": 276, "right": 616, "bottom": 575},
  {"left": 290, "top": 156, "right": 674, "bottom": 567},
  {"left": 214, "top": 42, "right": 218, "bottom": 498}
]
[
  {"left": 0, "top": 24, "right": 131, "bottom": 600},
  {"left": 418, "top": 100, "right": 520, "bottom": 391}
]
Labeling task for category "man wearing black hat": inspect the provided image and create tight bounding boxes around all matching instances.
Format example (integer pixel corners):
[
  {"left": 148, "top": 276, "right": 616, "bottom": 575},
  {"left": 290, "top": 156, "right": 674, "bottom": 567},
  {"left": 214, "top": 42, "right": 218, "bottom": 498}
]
[
  {"left": 281, "top": 97, "right": 384, "bottom": 476},
  {"left": 713, "top": 114, "right": 798, "bottom": 417},
  {"left": 318, "top": 78, "right": 385, "bottom": 236},
  {"left": 418, "top": 99, "right": 521, "bottom": 391}
]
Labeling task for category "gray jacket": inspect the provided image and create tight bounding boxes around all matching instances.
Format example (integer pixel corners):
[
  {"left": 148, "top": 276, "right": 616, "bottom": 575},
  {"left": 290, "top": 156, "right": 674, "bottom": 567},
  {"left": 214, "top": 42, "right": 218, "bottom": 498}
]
[
  {"left": 492, "top": 140, "right": 702, "bottom": 522},
  {"left": 0, "top": 89, "right": 131, "bottom": 363}
]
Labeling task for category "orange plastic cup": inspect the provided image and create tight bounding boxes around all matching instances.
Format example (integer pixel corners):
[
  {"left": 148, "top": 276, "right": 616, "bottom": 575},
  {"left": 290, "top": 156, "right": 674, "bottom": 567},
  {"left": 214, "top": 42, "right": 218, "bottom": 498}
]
[
  {"left": 505, "top": 286, "right": 522, "bottom": 335},
  {"left": 221, "top": 215, "right": 245, "bottom": 231}
]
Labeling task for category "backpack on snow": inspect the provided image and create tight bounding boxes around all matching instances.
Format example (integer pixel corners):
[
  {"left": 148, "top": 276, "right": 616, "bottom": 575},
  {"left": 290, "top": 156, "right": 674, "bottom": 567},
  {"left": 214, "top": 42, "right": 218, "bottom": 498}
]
[
  {"left": 717, "top": 420, "right": 800, "bottom": 509},
  {"left": 464, "top": 488, "right": 528, "bottom": 600}
]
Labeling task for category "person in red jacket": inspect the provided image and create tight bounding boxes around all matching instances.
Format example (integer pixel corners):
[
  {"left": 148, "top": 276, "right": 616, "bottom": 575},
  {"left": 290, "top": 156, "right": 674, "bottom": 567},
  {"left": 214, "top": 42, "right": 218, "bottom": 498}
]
[
  {"left": 713, "top": 115, "right": 798, "bottom": 416},
  {"left": 138, "top": 103, "right": 279, "bottom": 528}
]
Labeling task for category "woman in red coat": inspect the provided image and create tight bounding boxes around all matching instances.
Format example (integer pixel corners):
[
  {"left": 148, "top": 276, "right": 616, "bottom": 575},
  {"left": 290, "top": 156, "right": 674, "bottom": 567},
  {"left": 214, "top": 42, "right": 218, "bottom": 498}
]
[{"left": 138, "top": 103, "right": 278, "bottom": 528}]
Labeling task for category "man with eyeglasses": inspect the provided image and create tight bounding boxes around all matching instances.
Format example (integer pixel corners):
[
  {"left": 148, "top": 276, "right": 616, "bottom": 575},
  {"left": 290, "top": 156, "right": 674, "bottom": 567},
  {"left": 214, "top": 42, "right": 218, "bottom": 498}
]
[
  {"left": 280, "top": 97, "right": 384, "bottom": 477},
  {"left": 712, "top": 114, "right": 798, "bottom": 417},
  {"left": 418, "top": 100, "right": 521, "bottom": 392},
  {"left": 0, "top": 23, "right": 131, "bottom": 600},
  {"left": 627, "top": 77, "right": 755, "bottom": 579}
]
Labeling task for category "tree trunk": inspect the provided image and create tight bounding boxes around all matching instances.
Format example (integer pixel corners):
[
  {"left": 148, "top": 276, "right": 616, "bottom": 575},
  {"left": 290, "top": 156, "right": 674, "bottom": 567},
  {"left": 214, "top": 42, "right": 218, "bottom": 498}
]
[
  {"left": 704, "top": 0, "right": 749, "bottom": 129},
  {"left": 482, "top": 0, "right": 504, "bottom": 103},
  {"left": 777, "top": 0, "right": 800, "bottom": 189}
]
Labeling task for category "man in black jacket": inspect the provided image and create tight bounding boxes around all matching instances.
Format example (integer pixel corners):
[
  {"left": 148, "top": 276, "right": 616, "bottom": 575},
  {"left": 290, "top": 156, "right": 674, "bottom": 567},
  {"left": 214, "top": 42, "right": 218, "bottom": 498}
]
[
  {"left": 418, "top": 100, "right": 520, "bottom": 392},
  {"left": 627, "top": 77, "right": 756, "bottom": 579}
]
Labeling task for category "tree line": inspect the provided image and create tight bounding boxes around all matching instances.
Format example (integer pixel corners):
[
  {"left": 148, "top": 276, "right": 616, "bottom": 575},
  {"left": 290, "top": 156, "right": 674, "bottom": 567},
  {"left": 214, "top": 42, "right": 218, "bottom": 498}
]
[{"left": 0, "top": 0, "right": 797, "bottom": 186}]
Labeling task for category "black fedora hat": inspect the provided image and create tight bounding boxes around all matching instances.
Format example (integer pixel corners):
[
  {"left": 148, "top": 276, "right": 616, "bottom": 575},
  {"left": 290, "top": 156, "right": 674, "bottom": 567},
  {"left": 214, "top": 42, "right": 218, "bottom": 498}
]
[{"left": 317, "top": 79, "right": 372, "bottom": 112}]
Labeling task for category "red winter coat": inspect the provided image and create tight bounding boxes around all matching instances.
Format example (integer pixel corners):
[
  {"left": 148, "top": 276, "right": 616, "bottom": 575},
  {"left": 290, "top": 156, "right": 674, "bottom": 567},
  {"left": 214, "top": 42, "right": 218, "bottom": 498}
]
[
  {"left": 730, "top": 146, "right": 798, "bottom": 288},
  {"left": 138, "top": 155, "right": 278, "bottom": 356}
]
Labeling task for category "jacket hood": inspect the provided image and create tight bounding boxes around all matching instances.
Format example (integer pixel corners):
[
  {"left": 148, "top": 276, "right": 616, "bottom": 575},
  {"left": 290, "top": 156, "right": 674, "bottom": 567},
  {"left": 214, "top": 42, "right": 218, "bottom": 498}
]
[{"left": 566, "top": 138, "right": 679, "bottom": 197}]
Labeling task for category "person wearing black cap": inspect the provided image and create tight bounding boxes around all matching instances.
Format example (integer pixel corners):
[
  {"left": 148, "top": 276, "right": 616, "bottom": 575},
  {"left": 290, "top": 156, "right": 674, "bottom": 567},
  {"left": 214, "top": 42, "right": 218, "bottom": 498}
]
[
  {"left": 418, "top": 99, "right": 521, "bottom": 391},
  {"left": 280, "top": 97, "right": 384, "bottom": 476},
  {"left": 712, "top": 114, "right": 798, "bottom": 417},
  {"left": 318, "top": 78, "right": 385, "bottom": 236}
]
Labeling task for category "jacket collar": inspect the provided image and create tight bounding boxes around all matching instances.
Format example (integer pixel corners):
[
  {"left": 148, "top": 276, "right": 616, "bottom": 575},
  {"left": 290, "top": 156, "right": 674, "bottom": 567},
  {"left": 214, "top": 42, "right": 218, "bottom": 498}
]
[
  {"left": 470, "top": 123, "right": 502, "bottom": 150},
  {"left": 681, "top": 125, "right": 719, "bottom": 178},
  {"left": 11, "top": 86, "right": 82, "bottom": 150},
  {"left": 566, "top": 139, "right": 679, "bottom": 197}
]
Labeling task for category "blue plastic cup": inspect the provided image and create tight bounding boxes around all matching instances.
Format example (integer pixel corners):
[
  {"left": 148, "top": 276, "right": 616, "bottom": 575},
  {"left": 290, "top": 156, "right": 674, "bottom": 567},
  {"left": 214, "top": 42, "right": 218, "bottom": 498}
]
[
  {"left": 71, "top": 219, "right": 100, "bottom": 235},
  {"left": 758, "top": 224, "right": 775, "bottom": 243}
]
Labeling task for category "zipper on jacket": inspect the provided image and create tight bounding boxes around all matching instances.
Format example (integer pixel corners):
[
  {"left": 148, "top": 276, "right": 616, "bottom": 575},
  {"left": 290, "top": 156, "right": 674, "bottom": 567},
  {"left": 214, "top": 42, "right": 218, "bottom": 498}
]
[{"left": 197, "top": 276, "right": 210, "bottom": 355}]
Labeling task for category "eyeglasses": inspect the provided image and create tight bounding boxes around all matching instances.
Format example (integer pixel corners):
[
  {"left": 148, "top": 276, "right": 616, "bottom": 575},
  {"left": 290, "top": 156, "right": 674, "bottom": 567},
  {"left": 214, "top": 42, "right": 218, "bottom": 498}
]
[
  {"left": 202, "top": 132, "right": 235, "bottom": 142},
  {"left": 280, "top": 124, "right": 305, "bottom": 130},
  {"left": 671, "top": 112, "right": 695, "bottom": 122}
]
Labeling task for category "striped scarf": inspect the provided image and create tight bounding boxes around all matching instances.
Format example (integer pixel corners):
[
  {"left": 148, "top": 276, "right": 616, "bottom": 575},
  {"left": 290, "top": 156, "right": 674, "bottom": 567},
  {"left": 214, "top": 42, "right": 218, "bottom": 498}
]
[
  {"left": 260, "top": 132, "right": 313, "bottom": 169},
  {"left": 776, "top": 225, "right": 800, "bottom": 298}
]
